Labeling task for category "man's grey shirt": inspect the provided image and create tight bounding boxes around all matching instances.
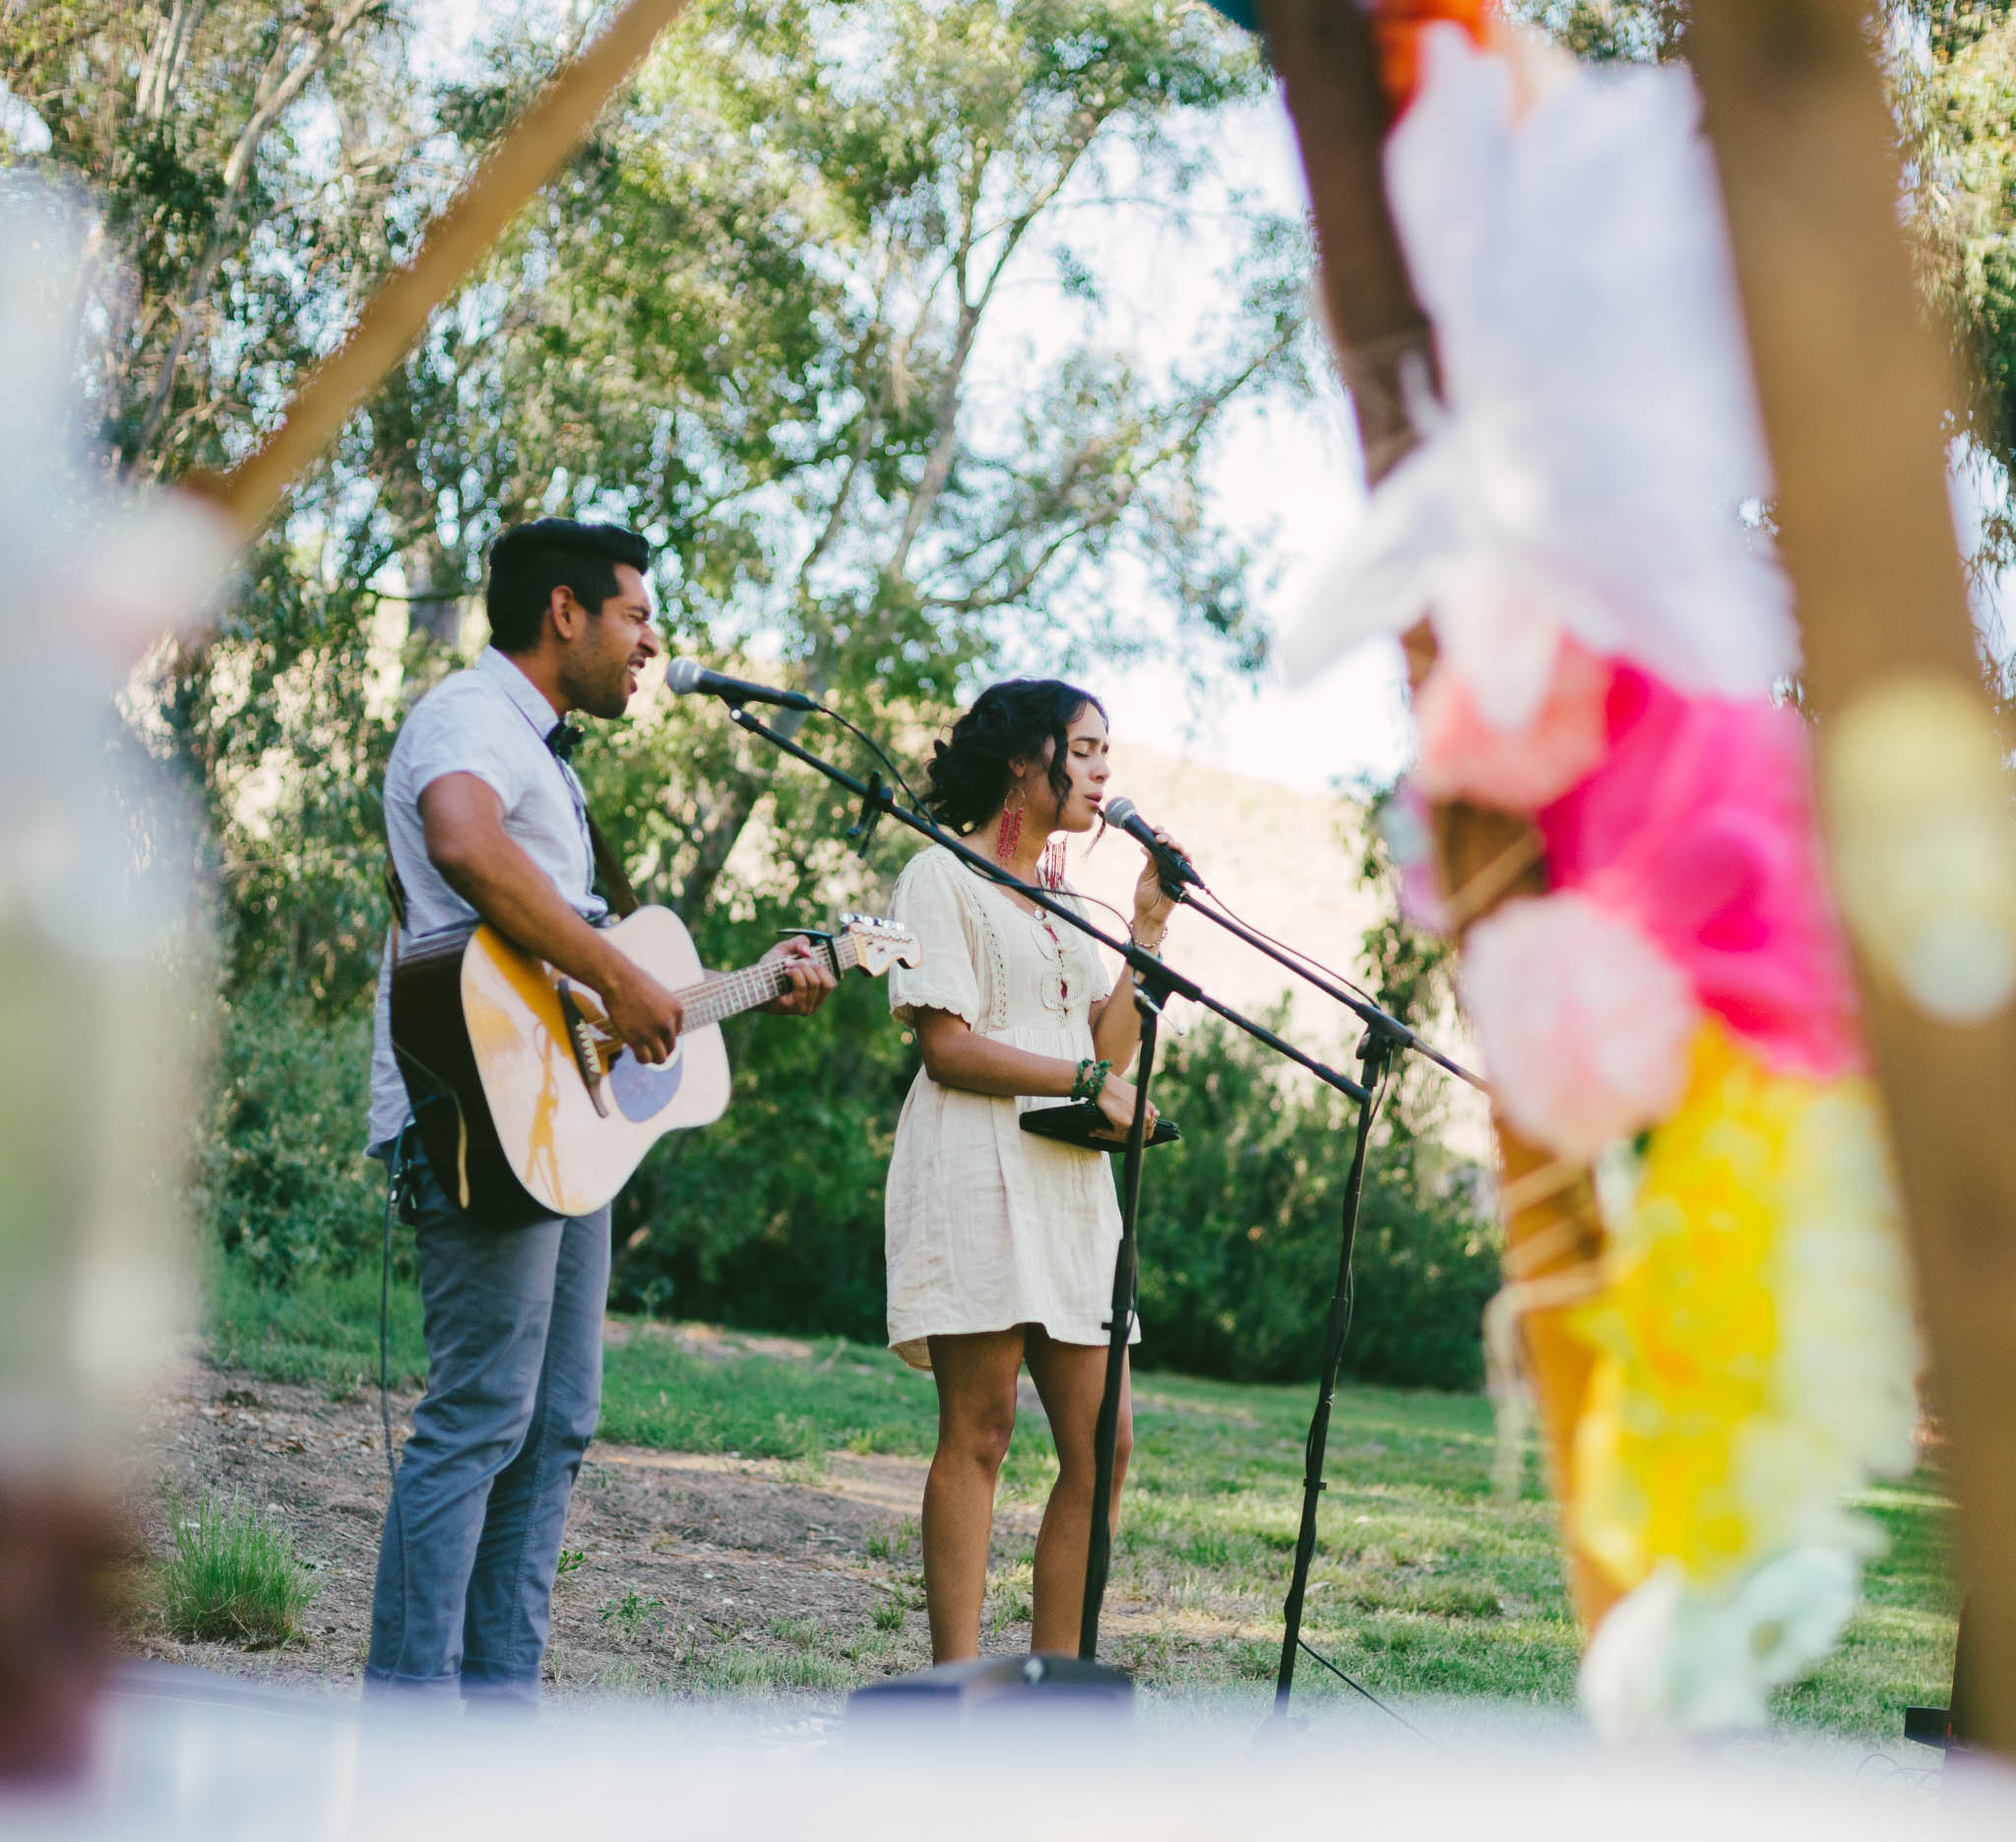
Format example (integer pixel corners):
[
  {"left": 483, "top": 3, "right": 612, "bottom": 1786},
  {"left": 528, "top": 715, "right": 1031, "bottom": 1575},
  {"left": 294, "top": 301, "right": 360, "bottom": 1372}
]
[{"left": 366, "top": 647, "right": 606, "bottom": 1151}]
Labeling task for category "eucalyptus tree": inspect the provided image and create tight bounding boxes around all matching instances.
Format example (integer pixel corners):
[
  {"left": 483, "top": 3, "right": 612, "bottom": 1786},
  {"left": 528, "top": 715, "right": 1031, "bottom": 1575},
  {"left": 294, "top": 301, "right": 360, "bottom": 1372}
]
[
  {"left": 8, "top": 0, "right": 1309, "bottom": 1003},
  {"left": 390, "top": 0, "right": 1306, "bottom": 941},
  {"left": 1, "top": 2, "right": 453, "bottom": 997},
  {"left": 1892, "top": 2, "right": 2016, "bottom": 595},
  {"left": 209, "top": 0, "right": 1304, "bottom": 998},
  {"left": 0, "top": 1, "right": 436, "bottom": 479}
]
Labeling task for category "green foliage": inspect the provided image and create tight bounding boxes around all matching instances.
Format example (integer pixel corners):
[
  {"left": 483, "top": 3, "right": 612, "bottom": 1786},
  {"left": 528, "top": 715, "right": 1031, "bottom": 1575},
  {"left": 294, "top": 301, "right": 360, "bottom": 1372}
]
[
  {"left": 1505, "top": 0, "right": 1687, "bottom": 61},
  {"left": 205, "top": 1237, "right": 425, "bottom": 1393},
  {"left": 22, "top": 0, "right": 1296, "bottom": 1013},
  {"left": 0, "top": 3, "right": 435, "bottom": 483},
  {"left": 600, "top": 906, "right": 914, "bottom": 1339},
  {"left": 200, "top": 876, "right": 1493, "bottom": 1392},
  {"left": 197, "top": 987, "right": 384, "bottom": 1282},
  {"left": 158, "top": 1492, "right": 315, "bottom": 1648},
  {"left": 1134, "top": 1020, "right": 1497, "bottom": 1390},
  {"left": 599, "top": 1590, "right": 668, "bottom": 1635},
  {"left": 597, "top": 1329, "right": 938, "bottom": 1458},
  {"left": 1905, "top": 6, "right": 2016, "bottom": 497}
]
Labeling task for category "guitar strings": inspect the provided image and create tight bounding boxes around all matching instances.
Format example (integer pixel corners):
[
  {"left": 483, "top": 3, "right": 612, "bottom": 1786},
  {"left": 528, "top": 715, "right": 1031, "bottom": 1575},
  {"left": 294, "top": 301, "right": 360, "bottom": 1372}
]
[{"left": 580, "top": 931, "right": 872, "bottom": 1065}]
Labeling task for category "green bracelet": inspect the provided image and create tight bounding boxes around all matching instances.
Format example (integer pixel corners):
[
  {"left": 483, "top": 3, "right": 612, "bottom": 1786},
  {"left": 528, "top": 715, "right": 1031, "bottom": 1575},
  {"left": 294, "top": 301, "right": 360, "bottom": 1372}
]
[{"left": 1071, "top": 1057, "right": 1112, "bottom": 1103}]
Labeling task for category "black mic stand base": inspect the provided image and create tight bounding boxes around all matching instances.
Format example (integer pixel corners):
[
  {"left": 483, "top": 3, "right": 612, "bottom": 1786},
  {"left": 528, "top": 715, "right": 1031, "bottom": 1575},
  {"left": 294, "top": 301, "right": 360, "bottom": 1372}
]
[{"left": 848, "top": 1654, "right": 1132, "bottom": 1728}]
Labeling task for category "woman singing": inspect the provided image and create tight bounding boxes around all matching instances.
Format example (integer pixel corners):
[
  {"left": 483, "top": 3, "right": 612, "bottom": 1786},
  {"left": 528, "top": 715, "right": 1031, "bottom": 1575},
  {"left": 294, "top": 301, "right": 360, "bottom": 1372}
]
[{"left": 883, "top": 678, "right": 1181, "bottom": 1661}]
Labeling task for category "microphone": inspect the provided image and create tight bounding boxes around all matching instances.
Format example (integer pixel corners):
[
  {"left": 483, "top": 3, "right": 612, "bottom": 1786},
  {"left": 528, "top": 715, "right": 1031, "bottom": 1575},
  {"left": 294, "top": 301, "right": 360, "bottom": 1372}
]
[
  {"left": 1103, "top": 795, "right": 1203, "bottom": 893},
  {"left": 664, "top": 657, "right": 820, "bottom": 713}
]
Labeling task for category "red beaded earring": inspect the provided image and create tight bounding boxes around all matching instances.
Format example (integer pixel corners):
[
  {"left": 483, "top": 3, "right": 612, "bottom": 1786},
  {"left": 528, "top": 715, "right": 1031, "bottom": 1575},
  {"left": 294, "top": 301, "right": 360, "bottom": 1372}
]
[
  {"left": 1040, "top": 836, "right": 1066, "bottom": 890},
  {"left": 995, "top": 783, "right": 1025, "bottom": 864}
]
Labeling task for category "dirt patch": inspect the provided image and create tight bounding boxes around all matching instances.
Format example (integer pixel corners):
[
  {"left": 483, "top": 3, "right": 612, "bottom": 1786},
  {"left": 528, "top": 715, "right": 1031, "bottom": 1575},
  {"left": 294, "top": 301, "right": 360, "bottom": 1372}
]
[{"left": 122, "top": 1359, "right": 1045, "bottom": 1701}]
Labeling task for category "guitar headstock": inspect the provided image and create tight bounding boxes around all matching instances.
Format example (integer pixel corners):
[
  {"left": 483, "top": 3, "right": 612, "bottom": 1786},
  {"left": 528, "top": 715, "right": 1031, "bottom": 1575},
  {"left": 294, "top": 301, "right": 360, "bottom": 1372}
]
[{"left": 836, "top": 913, "right": 923, "bottom": 978}]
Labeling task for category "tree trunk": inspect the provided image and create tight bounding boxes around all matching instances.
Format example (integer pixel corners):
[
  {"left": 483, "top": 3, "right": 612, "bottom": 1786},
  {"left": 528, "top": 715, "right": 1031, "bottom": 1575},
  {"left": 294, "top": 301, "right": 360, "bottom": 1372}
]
[{"left": 1688, "top": 0, "right": 2016, "bottom": 1757}]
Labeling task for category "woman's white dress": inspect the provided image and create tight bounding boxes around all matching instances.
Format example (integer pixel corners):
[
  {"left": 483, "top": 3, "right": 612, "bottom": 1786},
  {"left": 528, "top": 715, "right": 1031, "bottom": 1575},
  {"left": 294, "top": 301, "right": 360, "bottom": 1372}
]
[{"left": 883, "top": 844, "right": 1137, "bottom": 1370}]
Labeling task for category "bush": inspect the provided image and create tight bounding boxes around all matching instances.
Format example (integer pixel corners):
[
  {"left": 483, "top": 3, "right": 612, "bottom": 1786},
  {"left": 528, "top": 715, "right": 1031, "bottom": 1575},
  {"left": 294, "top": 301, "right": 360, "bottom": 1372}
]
[
  {"left": 198, "top": 987, "right": 384, "bottom": 1282},
  {"left": 606, "top": 955, "right": 914, "bottom": 1340},
  {"left": 199, "top": 933, "right": 1496, "bottom": 1391},
  {"left": 158, "top": 1493, "right": 314, "bottom": 1646},
  {"left": 1134, "top": 1021, "right": 1498, "bottom": 1390}
]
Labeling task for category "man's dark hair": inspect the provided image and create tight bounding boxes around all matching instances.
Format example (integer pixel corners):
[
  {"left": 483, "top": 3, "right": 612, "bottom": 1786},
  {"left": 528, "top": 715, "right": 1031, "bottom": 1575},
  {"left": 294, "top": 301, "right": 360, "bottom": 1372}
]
[
  {"left": 923, "top": 678, "right": 1106, "bottom": 833},
  {"left": 484, "top": 518, "right": 652, "bottom": 653}
]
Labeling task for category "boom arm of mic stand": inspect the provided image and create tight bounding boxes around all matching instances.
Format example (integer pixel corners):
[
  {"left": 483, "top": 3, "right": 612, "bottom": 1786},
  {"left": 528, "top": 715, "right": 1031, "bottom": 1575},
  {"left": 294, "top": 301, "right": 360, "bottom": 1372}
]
[
  {"left": 727, "top": 706, "right": 1370, "bottom": 1105},
  {"left": 1176, "top": 888, "right": 1486, "bottom": 1094}
]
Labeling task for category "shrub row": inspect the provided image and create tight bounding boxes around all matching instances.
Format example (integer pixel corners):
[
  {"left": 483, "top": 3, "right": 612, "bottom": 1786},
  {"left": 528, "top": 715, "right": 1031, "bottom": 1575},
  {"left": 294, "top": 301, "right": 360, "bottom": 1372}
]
[{"left": 200, "top": 939, "right": 1496, "bottom": 1391}]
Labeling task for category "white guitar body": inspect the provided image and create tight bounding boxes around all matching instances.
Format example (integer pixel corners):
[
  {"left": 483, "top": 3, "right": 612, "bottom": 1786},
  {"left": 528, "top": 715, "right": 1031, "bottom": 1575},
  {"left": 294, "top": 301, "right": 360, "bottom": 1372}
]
[
  {"left": 462, "top": 907, "right": 732, "bottom": 1218},
  {"left": 391, "top": 906, "right": 919, "bottom": 1222}
]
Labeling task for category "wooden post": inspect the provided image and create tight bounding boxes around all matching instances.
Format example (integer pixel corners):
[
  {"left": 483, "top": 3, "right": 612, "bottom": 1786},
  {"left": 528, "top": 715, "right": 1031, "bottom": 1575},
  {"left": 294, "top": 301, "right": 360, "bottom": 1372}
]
[
  {"left": 1255, "top": 0, "right": 1616, "bottom": 1632},
  {"left": 1686, "top": 0, "right": 2016, "bottom": 1753},
  {"left": 199, "top": 0, "right": 695, "bottom": 535}
]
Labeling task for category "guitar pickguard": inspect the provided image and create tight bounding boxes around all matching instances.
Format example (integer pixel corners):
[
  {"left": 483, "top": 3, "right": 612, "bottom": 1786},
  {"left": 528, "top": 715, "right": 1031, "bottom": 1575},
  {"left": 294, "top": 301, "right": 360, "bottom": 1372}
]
[{"left": 606, "top": 1045, "right": 684, "bottom": 1122}]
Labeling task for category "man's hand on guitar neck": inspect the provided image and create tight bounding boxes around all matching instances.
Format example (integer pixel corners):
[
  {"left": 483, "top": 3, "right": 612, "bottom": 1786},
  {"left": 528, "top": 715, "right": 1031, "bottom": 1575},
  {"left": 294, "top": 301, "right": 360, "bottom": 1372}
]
[
  {"left": 419, "top": 772, "right": 684, "bottom": 1065},
  {"left": 754, "top": 935, "right": 839, "bottom": 1017}
]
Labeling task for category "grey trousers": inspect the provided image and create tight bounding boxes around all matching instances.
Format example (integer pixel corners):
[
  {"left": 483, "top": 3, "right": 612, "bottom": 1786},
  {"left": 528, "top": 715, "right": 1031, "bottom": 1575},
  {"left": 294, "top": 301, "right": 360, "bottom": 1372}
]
[{"left": 364, "top": 1143, "right": 610, "bottom": 1707}]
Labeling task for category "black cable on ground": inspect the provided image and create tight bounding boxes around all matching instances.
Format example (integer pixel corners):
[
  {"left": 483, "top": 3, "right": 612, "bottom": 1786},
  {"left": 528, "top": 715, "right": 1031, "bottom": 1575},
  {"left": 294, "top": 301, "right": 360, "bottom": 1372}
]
[
  {"left": 379, "top": 1136, "right": 413, "bottom": 1494},
  {"left": 1294, "top": 1639, "right": 1444, "bottom": 1751}
]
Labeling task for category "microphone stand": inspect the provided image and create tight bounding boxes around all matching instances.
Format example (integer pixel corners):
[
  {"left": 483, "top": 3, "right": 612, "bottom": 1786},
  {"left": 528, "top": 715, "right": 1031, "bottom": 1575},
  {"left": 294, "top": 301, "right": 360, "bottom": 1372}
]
[
  {"left": 1139, "top": 863, "right": 1483, "bottom": 1724},
  {"left": 719, "top": 701, "right": 1370, "bottom": 1666},
  {"left": 1173, "top": 884, "right": 1483, "bottom": 1094}
]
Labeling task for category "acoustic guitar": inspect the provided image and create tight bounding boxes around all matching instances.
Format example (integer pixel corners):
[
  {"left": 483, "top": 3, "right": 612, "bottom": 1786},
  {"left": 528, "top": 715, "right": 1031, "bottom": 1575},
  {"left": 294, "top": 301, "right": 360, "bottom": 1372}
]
[{"left": 390, "top": 909, "right": 920, "bottom": 1221}]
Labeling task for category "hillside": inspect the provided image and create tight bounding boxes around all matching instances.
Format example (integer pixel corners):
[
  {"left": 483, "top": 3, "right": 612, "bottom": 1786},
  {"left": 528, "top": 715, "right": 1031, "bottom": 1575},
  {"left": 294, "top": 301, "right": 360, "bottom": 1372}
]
[{"left": 1068, "top": 744, "right": 1489, "bottom": 1149}]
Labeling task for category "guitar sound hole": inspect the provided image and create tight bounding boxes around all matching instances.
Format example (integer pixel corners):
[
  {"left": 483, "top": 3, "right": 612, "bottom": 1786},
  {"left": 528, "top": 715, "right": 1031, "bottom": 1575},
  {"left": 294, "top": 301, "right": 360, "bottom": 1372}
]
[{"left": 606, "top": 1046, "right": 684, "bottom": 1122}]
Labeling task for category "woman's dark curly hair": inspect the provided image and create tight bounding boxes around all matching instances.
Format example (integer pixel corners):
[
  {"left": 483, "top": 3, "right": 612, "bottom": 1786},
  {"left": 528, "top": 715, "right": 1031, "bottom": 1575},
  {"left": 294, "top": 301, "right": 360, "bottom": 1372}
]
[{"left": 923, "top": 678, "right": 1106, "bottom": 835}]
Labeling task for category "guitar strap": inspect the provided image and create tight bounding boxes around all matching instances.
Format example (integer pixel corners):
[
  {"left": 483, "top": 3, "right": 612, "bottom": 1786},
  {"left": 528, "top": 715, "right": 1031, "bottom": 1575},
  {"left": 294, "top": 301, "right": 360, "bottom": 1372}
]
[
  {"left": 585, "top": 810, "right": 641, "bottom": 920},
  {"left": 380, "top": 800, "right": 639, "bottom": 936}
]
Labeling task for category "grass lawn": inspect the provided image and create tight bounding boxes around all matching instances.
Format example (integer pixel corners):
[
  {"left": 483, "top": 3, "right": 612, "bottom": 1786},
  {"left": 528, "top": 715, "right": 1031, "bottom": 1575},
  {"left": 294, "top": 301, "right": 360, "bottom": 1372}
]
[{"left": 206, "top": 1255, "right": 1958, "bottom": 1738}]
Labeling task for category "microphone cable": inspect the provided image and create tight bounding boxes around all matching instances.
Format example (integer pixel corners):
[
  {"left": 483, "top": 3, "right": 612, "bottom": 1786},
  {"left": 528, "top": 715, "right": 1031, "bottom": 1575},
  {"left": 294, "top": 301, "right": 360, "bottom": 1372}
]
[
  {"left": 807, "top": 701, "right": 930, "bottom": 815},
  {"left": 1103, "top": 801, "right": 1389, "bottom": 1012},
  {"left": 1178, "top": 877, "right": 1485, "bottom": 1093},
  {"left": 816, "top": 704, "right": 1143, "bottom": 940},
  {"left": 1185, "top": 877, "right": 1387, "bottom": 1015}
]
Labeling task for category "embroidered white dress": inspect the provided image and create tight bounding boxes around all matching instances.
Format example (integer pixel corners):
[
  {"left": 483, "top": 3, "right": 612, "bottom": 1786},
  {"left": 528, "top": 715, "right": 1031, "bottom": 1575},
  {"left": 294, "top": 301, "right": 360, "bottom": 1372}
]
[{"left": 884, "top": 845, "right": 1137, "bottom": 1371}]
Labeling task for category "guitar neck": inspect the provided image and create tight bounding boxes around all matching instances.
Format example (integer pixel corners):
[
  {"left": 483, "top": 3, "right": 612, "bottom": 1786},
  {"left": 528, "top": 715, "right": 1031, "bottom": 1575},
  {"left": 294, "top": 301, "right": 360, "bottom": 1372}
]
[{"left": 674, "top": 937, "right": 858, "bottom": 1032}]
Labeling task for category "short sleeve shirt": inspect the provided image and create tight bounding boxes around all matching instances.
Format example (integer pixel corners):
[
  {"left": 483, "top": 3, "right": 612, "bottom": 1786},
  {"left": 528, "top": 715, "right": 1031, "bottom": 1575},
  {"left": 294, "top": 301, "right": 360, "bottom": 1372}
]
[{"left": 365, "top": 648, "right": 607, "bottom": 1150}]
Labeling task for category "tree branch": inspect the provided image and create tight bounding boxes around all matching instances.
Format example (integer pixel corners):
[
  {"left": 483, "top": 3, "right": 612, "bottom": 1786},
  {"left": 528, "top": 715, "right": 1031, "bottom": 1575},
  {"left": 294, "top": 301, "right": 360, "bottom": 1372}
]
[
  {"left": 129, "top": 0, "right": 380, "bottom": 471},
  {"left": 883, "top": 114, "right": 1111, "bottom": 587},
  {"left": 137, "top": 0, "right": 210, "bottom": 124},
  {"left": 917, "top": 322, "right": 1294, "bottom": 616}
]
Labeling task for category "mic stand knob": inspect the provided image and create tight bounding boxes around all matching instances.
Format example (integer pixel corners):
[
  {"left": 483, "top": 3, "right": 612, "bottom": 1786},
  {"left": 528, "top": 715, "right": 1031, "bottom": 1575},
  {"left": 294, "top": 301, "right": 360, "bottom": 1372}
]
[{"left": 847, "top": 770, "right": 887, "bottom": 860}]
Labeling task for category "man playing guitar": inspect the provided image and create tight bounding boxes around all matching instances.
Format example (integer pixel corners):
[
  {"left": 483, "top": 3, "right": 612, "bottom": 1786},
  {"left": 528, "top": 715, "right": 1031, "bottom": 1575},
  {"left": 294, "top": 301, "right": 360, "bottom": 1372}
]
[{"left": 362, "top": 518, "right": 835, "bottom": 1707}]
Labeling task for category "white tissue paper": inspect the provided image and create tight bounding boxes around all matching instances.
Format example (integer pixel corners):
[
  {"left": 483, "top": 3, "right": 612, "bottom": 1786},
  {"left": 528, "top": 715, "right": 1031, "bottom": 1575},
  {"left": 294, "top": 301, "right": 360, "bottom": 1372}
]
[{"left": 1282, "top": 26, "right": 1797, "bottom": 731}]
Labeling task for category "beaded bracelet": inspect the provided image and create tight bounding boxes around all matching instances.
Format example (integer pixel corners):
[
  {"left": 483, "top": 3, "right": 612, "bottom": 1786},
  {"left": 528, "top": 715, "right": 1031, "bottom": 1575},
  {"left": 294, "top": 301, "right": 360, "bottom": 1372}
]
[{"left": 1071, "top": 1056, "right": 1113, "bottom": 1103}]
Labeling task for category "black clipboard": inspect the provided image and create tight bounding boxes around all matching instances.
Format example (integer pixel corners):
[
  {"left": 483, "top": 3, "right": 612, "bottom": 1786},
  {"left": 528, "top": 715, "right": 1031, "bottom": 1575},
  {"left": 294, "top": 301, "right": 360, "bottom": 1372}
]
[{"left": 1019, "top": 1102, "right": 1180, "bottom": 1152}]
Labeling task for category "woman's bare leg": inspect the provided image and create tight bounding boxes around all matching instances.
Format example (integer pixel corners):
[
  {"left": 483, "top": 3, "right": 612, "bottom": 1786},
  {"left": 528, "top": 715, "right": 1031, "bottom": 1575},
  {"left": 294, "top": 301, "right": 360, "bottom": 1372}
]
[
  {"left": 922, "top": 1329, "right": 1026, "bottom": 1663},
  {"left": 1023, "top": 1331, "right": 1132, "bottom": 1657}
]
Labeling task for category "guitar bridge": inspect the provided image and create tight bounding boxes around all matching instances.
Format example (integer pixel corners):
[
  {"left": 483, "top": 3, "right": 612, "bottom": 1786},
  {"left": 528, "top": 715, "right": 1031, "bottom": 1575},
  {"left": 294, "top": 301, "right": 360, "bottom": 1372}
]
[{"left": 555, "top": 979, "right": 611, "bottom": 1118}]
